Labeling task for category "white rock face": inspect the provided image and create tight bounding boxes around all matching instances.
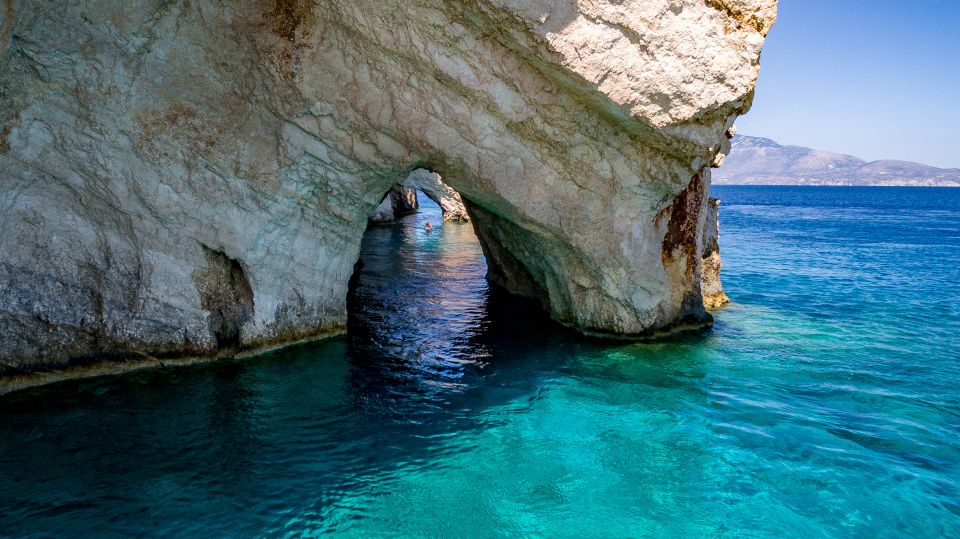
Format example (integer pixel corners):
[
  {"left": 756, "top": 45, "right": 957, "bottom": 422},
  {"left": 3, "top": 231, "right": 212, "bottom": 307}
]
[{"left": 0, "top": 0, "right": 774, "bottom": 377}]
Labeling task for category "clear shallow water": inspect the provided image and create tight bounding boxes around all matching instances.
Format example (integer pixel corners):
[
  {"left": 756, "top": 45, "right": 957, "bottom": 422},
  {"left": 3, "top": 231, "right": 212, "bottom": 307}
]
[{"left": 1, "top": 187, "right": 959, "bottom": 537}]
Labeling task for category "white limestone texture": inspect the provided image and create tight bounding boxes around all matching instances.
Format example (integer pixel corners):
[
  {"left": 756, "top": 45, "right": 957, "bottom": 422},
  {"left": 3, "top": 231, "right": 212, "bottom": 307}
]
[{"left": 0, "top": 0, "right": 773, "bottom": 378}]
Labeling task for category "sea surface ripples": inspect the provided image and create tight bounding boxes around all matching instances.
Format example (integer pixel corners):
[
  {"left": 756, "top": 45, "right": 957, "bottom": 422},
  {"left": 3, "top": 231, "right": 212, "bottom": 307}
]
[{"left": 1, "top": 187, "right": 958, "bottom": 537}]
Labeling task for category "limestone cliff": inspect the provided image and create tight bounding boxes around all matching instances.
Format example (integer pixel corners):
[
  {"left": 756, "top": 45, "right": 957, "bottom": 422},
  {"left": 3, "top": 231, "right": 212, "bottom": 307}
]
[{"left": 0, "top": 0, "right": 774, "bottom": 381}]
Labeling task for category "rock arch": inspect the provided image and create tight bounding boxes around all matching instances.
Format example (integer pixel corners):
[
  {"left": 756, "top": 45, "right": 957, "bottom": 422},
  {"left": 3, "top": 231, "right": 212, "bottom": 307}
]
[
  {"left": 368, "top": 169, "right": 469, "bottom": 225},
  {"left": 0, "top": 0, "right": 774, "bottom": 382},
  {"left": 403, "top": 170, "right": 470, "bottom": 222}
]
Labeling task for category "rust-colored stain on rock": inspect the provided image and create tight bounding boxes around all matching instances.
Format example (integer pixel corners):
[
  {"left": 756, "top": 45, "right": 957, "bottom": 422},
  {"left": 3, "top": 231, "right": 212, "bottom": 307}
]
[
  {"left": 659, "top": 174, "right": 705, "bottom": 281},
  {"left": 704, "top": 0, "right": 773, "bottom": 34},
  {"left": 272, "top": 0, "right": 312, "bottom": 41},
  {"left": 0, "top": 123, "right": 11, "bottom": 154}
]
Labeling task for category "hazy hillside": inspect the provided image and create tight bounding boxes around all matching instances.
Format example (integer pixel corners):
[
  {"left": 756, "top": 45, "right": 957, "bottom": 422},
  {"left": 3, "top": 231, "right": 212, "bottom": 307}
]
[{"left": 715, "top": 136, "right": 960, "bottom": 186}]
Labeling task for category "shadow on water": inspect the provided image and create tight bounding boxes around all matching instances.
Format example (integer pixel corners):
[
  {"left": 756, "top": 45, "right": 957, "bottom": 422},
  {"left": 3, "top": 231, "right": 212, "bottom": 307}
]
[
  {"left": 0, "top": 193, "right": 713, "bottom": 536},
  {"left": 6, "top": 188, "right": 957, "bottom": 536},
  {"left": 342, "top": 197, "right": 712, "bottom": 421},
  {"left": 343, "top": 199, "right": 612, "bottom": 424}
]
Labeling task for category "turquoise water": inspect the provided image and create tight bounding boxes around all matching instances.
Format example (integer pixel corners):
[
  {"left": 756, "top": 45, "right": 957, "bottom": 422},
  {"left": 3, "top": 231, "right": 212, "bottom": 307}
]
[{"left": 1, "top": 186, "right": 959, "bottom": 537}]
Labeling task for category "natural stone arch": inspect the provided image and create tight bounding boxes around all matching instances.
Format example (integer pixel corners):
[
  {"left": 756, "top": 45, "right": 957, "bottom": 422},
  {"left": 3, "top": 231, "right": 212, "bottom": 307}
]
[
  {"left": 402, "top": 169, "right": 470, "bottom": 222},
  {"left": 367, "top": 169, "right": 469, "bottom": 225},
  {"left": 0, "top": 0, "right": 774, "bottom": 383}
]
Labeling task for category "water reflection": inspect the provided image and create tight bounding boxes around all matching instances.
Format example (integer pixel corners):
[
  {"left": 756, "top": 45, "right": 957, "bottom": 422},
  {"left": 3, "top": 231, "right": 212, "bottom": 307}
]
[
  {"left": 0, "top": 195, "right": 731, "bottom": 536},
  {"left": 4, "top": 188, "right": 957, "bottom": 536},
  {"left": 345, "top": 195, "right": 582, "bottom": 420}
]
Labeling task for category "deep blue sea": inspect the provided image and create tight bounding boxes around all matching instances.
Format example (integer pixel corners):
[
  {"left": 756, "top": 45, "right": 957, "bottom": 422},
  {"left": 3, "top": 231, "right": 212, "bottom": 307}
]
[{"left": 1, "top": 186, "right": 958, "bottom": 537}]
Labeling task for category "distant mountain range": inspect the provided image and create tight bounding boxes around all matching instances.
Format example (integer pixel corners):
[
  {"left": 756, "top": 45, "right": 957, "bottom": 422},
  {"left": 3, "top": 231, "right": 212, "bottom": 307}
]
[{"left": 714, "top": 135, "right": 960, "bottom": 187}]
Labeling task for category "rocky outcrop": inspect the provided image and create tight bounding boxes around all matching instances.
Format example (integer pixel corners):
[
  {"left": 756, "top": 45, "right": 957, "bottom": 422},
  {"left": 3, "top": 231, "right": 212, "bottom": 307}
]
[
  {"left": 701, "top": 198, "right": 729, "bottom": 310},
  {"left": 0, "top": 0, "right": 774, "bottom": 382},
  {"left": 368, "top": 186, "right": 418, "bottom": 224}
]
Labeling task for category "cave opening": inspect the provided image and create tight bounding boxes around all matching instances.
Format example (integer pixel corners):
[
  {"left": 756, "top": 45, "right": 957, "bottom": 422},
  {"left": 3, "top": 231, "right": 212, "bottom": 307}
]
[
  {"left": 346, "top": 172, "right": 494, "bottom": 383},
  {"left": 344, "top": 165, "right": 584, "bottom": 395},
  {"left": 366, "top": 169, "right": 472, "bottom": 226},
  {"left": 345, "top": 171, "right": 568, "bottom": 395}
]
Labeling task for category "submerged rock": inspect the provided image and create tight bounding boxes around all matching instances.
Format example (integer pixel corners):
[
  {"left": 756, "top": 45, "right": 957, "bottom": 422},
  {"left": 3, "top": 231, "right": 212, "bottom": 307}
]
[{"left": 0, "top": 0, "right": 774, "bottom": 380}]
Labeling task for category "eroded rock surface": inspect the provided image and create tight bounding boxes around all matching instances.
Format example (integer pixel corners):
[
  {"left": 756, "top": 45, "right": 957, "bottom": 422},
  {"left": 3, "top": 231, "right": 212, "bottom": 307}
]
[
  {"left": 701, "top": 198, "right": 730, "bottom": 310},
  {"left": 368, "top": 185, "right": 419, "bottom": 225},
  {"left": 0, "top": 0, "right": 774, "bottom": 380}
]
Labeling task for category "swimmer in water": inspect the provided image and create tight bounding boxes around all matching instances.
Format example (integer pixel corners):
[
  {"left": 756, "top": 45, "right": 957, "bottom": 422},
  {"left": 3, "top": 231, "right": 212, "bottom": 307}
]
[{"left": 424, "top": 221, "right": 433, "bottom": 231}]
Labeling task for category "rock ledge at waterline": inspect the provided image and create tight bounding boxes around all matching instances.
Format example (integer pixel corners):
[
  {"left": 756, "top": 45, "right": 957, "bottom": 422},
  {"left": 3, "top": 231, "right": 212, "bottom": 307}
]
[{"left": 0, "top": 0, "right": 773, "bottom": 382}]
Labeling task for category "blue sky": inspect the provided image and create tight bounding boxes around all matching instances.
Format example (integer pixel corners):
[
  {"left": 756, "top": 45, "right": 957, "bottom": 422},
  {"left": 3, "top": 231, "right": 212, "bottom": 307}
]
[{"left": 735, "top": 0, "right": 960, "bottom": 168}]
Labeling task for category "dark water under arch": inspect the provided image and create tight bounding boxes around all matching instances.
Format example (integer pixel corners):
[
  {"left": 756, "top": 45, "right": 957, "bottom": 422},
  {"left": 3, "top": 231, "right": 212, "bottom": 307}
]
[{"left": 1, "top": 188, "right": 958, "bottom": 536}]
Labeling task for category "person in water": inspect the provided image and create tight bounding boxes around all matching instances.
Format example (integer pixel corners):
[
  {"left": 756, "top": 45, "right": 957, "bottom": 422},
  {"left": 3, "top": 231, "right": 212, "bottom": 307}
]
[{"left": 424, "top": 221, "right": 433, "bottom": 231}]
